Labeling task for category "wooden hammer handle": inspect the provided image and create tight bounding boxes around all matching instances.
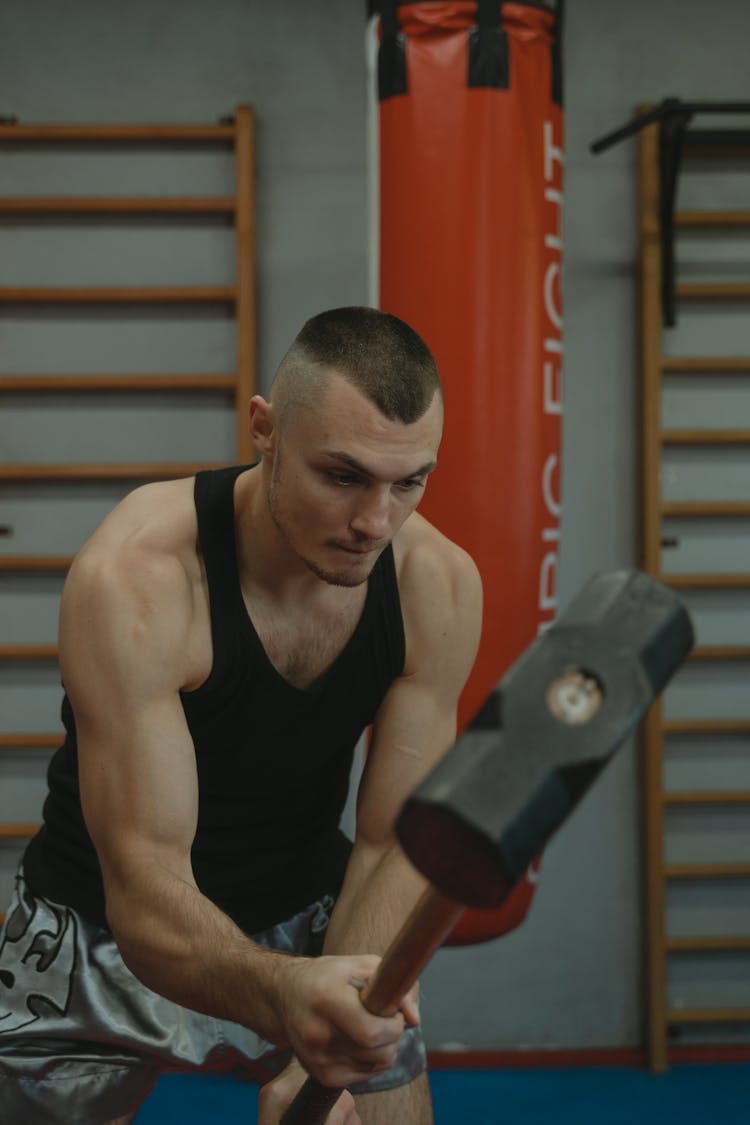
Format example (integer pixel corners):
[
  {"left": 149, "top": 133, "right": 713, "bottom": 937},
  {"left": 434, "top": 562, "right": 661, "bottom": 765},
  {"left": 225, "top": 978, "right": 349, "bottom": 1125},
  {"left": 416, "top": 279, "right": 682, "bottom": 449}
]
[{"left": 280, "top": 887, "right": 463, "bottom": 1125}]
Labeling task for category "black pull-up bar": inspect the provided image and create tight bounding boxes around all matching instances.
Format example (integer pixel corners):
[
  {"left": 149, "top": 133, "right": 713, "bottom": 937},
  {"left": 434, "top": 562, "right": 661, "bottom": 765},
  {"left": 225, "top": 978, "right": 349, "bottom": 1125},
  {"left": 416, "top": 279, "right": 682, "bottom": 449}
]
[{"left": 590, "top": 98, "right": 750, "bottom": 327}]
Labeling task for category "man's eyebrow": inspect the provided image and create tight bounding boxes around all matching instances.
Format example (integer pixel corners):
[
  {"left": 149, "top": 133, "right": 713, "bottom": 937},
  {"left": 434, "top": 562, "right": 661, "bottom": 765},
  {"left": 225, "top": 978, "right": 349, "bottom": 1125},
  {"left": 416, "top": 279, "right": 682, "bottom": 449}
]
[{"left": 324, "top": 451, "right": 438, "bottom": 478}]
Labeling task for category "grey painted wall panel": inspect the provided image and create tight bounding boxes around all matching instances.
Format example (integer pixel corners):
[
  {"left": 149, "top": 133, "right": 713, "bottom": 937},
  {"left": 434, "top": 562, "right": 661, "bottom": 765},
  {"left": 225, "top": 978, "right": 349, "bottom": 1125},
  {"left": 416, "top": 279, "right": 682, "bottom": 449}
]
[
  {"left": 0, "top": 151, "right": 237, "bottom": 197},
  {"left": 675, "top": 588, "right": 750, "bottom": 643},
  {"left": 1, "top": 394, "right": 236, "bottom": 463},
  {"left": 664, "top": 736, "right": 750, "bottom": 791},
  {"left": 663, "top": 665, "right": 750, "bottom": 721},
  {"left": 666, "top": 879, "right": 750, "bottom": 938},
  {"left": 661, "top": 448, "right": 750, "bottom": 502},
  {"left": 0, "top": 752, "right": 50, "bottom": 823},
  {"left": 0, "top": 223, "right": 237, "bottom": 287},
  {"left": 0, "top": 315, "right": 238, "bottom": 374},
  {"left": 1, "top": 576, "right": 64, "bottom": 643},
  {"left": 0, "top": 665, "right": 62, "bottom": 731},
  {"left": 661, "top": 306, "right": 750, "bottom": 358},
  {"left": 0, "top": 484, "right": 139, "bottom": 553}
]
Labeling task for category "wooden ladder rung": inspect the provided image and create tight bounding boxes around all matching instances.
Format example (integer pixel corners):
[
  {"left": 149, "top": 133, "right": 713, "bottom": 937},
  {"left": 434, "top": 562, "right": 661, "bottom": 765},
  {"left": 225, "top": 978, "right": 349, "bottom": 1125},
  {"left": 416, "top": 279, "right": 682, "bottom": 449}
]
[
  {"left": 0, "top": 462, "right": 224, "bottom": 482},
  {"left": 0, "top": 645, "right": 58, "bottom": 661},
  {"left": 663, "top": 718, "right": 750, "bottom": 735},
  {"left": 661, "top": 573, "right": 750, "bottom": 589},
  {"left": 667, "top": 936, "right": 750, "bottom": 953},
  {"left": 0, "top": 824, "right": 39, "bottom": 840},
  {"left": 661, "top": 357, "right": 750, "bottom": 374},
  {"left": 677, "top": 283, "right": 750, "bottom": 301},
  {"left": 675, "top": 211, "right": 750, "bottom": 229},
  {"left": 0, "top": 374, "right": 237, "bottom": 393},
  {"left": 0, "top": 123, "right": 236, "bottom": 143},
  {"left": 0, "top": 733, "right": 61, "bottom": 749},
  {"left": 661, "top": 429, "right": 750, "bottom": 445},
  {"left": 0, "top": 286, "right": 236, "bottom": 304},
  {"left": 667, "top": 1007, "right": 750, "bottom": 1025},
  {"left": 661, "top": 502, "right": 750, "bottom": 518},
  {"left": 0, "top": 196, "right": 235, "bottom": 215},
  {"left": 665, "top": 862, "right": 750, "bottom": 880},
  {"left": 664, "top": 791, "right": 750, "bottom": 807},
  {"left": 0, "top": 556, "right": 72, "bottom": 572}
]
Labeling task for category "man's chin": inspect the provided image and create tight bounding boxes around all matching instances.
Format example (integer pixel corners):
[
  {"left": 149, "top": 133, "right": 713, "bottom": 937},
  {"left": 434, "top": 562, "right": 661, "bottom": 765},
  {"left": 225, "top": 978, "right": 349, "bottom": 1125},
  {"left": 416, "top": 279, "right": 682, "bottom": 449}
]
[
  {"left": 321, "top": 573, "right": 368, "bottom": 588},
  {"left": 302, "top": 553, "right": 374, "bottom": 588}
]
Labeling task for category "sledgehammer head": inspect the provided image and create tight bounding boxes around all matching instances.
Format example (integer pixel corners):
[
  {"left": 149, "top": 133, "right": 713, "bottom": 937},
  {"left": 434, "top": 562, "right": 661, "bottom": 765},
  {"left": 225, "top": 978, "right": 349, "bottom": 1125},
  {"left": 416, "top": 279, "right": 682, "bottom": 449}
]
[{"left": 395, "top": 569, "right": 693, "bottom": 909}]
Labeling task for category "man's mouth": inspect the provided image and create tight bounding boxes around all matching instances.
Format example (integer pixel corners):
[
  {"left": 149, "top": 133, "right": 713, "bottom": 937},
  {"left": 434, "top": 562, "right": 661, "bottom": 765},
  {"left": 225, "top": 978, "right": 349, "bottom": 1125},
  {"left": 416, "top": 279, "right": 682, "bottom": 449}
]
[{"left": 332, "top": 542, "right": 379, "bottom": 556}]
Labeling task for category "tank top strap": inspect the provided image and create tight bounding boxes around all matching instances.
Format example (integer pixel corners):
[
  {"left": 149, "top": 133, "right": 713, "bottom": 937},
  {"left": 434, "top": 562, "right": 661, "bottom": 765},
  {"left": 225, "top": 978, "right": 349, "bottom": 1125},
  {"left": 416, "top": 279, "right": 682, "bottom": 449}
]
[
  {"left": 369, "top": 542, "right": 406, "bottom": 676},
  {"left": 193, "top": 465, "right": 250, "bottom": 652}
]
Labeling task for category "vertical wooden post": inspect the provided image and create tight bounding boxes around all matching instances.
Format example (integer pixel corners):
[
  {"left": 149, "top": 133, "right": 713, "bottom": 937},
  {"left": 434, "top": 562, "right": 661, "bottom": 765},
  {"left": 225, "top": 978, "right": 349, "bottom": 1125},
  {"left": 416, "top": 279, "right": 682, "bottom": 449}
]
[
  {"left": 638, "top": 110, "right": 669, "bottom": 1073},
  {"left": 234, "top": 104, "right": 256, "bottom": 462}
]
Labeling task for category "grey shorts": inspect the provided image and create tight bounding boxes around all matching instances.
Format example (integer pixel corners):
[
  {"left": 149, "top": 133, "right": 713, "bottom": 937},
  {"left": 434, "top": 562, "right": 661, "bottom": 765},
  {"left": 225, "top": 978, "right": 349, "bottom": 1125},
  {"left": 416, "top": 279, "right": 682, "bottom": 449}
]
[{"left": 0, "top": 870, "right": 426, "bottom": 1125}]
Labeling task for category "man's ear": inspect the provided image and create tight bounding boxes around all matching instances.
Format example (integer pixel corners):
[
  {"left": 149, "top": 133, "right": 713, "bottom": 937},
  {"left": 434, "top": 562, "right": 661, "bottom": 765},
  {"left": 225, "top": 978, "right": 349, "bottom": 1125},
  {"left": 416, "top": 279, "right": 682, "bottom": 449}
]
[{"left": 248, "top": 395, "right": 276, "bottom": 458}]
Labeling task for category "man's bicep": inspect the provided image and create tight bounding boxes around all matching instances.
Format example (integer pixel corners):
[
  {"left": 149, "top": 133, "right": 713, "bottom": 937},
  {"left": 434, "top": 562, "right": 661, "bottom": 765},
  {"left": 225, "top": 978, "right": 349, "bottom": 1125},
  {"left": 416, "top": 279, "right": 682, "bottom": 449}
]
[
  {"left": 75, "top": 697, "right": 200, "bottom": 889},
  {"left": 59, "top": 554, "right": 200, "bottom": 889}
]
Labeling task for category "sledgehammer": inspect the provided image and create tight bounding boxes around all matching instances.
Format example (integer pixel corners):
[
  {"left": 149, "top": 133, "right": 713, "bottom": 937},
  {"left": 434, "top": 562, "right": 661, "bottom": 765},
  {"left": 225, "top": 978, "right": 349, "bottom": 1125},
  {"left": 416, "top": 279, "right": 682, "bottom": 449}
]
[{"left": 281, "top": 569, "right": 694, "bottom": 1124}]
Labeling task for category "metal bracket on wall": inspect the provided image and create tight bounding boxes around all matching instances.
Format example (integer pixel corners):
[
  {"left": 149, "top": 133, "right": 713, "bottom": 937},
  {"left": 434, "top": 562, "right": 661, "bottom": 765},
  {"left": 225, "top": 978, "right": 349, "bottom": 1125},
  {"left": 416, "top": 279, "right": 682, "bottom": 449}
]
[{"left": 590, "top": 98, "right": 750, "bottom": 327}]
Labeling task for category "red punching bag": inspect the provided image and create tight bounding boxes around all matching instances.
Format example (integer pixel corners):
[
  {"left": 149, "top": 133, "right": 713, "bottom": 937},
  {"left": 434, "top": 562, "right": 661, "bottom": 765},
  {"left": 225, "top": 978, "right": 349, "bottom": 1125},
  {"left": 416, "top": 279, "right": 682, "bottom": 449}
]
[{"left": 370, "top": 0, "right": 564, "bottom": 944}]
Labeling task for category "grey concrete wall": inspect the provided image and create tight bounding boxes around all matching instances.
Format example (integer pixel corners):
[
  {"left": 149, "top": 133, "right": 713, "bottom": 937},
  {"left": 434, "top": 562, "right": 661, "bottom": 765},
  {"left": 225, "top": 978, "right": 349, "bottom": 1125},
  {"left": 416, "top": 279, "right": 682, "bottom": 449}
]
[{"left": 1, "top": 0, "right": 749, "bottom": 1052}]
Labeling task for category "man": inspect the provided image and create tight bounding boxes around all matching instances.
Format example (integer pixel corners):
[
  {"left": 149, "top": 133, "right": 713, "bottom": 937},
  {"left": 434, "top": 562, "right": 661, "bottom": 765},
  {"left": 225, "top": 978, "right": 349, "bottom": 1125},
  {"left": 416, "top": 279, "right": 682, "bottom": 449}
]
[{"left": 0, "top": 307, "right": 482, "bottom": 1124}]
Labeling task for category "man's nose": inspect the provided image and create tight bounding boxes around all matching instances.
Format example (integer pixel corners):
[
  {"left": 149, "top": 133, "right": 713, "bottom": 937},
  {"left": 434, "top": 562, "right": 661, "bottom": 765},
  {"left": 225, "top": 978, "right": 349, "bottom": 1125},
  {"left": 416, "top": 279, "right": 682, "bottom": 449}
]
[{"left": 350, "top": 488, "right": 392, "bottom": 540}]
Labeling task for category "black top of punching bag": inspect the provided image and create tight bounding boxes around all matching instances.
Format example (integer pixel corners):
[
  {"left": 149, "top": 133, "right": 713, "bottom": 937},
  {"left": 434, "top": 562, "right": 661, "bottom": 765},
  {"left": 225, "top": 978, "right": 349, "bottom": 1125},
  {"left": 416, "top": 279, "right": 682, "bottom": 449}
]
[{"left": 366, "top": 0, "right": 563, "bottom": 107}]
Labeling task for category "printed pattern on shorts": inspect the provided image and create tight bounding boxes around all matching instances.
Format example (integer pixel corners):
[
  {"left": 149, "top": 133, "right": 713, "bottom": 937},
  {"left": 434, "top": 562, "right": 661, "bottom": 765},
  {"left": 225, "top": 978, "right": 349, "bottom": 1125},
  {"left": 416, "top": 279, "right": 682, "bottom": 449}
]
[{"left": 0, "top": 877, "right": 77, "bottom": 1034}]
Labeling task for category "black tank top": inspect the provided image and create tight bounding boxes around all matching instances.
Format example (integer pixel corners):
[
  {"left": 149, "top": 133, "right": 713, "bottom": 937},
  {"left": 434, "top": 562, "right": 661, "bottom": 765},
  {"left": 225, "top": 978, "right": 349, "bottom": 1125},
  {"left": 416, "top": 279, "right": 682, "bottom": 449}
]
[{"left": 23, "top": 466, "right": 406, "bottom": 933}]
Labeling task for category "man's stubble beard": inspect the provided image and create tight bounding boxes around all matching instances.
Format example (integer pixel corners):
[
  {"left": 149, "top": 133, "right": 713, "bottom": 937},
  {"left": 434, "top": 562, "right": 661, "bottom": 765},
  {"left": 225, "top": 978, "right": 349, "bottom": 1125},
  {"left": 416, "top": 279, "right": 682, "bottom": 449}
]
[{"left": 267, "top": 467, "right": 373, "bottom": 589}]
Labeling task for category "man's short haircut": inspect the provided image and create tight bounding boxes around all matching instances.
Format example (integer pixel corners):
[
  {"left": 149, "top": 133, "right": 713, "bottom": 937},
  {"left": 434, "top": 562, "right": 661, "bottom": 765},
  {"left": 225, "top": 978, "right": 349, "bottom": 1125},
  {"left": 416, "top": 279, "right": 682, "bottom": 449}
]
[{"left": 271, "top": 306, "right": 442, "bottom": 426}]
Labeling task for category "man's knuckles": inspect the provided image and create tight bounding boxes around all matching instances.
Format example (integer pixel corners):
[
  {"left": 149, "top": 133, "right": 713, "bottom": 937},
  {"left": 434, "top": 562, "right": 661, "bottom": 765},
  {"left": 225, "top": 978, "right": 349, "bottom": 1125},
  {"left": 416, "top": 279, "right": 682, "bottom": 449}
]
[{"left": 349, "top": 1019, "right": 400, "bottom": 1052}]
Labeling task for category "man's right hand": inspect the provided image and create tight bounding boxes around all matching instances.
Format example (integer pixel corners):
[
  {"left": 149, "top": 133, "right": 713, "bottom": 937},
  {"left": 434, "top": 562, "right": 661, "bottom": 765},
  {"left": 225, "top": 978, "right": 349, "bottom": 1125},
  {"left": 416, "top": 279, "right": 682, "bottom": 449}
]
[{"left": 274, "top": 953, "right": 407, "bottom": 1088}]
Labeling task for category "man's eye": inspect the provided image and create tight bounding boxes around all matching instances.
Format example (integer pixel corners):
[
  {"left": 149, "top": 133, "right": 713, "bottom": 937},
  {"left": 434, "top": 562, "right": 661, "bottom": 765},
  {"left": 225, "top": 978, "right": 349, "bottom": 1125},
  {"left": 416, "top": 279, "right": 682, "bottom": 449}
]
[
  {"left": 398, "top": 479, "right": 424, "bottom": 491},
  {"left": 328, "top": 472, "right": 359, "bottom": 486}
]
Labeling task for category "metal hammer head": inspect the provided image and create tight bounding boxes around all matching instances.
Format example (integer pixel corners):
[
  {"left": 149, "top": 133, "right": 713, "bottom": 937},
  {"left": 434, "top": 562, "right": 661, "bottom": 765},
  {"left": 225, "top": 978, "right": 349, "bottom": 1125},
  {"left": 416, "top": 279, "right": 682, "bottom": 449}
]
[{"left": 395, "top": 569, "right": 694, "bottom": 909}]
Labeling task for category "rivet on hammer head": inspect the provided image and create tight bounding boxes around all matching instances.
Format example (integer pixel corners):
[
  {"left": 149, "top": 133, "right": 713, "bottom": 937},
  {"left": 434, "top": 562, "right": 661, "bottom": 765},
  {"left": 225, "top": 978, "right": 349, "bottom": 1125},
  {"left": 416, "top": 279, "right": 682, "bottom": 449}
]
[{"left": 546, "top": 670, "right": 603, "bottom": 726}]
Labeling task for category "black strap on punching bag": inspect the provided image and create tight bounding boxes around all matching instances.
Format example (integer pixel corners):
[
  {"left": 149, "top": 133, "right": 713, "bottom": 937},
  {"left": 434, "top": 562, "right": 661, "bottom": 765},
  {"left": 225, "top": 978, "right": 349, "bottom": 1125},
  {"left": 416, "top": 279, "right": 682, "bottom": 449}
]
[
  {"left": 371, "top": 0, "right": 408, "bottom": 101},
  {"left": 468, "top": 0, "right": 510, "bottom": 90}
]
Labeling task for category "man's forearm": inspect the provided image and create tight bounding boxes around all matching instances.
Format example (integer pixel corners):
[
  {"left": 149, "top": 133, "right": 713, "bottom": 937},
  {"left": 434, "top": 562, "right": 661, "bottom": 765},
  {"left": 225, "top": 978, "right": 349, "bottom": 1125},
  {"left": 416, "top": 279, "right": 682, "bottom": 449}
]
[
  {"left": 105, "top": 860, "right": 293, "bottom": 1043},
  {"left": 323, "top": 839, "right": 428, "bottom": 959},
  {"left": 105, "top": 854, "right": 412, "bottom": 1093}
]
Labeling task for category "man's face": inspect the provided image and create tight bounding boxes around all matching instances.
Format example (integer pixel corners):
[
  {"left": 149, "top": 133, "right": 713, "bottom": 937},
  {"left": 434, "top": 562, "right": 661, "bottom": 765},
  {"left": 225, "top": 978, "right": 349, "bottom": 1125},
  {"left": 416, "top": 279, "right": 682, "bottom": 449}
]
[{"left": 266, "top": 373, "right": 443, "bottom": 587}]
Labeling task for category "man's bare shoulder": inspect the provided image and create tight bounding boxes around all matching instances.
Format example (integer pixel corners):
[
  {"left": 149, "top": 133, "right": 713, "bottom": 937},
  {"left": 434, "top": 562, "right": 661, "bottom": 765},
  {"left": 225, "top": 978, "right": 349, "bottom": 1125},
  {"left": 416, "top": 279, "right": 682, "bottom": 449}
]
[
  {"left": 60, "top": 477, "right": 207, "bottom": 693},
  {"left": 393, "top": 511, "right": 481, "bottom": 601},
  {"left": 392, "top": 513, "right": 482, "bottom": 676},
  {"left": 70, "top": 477, "right": 200, "bottom": 590}
]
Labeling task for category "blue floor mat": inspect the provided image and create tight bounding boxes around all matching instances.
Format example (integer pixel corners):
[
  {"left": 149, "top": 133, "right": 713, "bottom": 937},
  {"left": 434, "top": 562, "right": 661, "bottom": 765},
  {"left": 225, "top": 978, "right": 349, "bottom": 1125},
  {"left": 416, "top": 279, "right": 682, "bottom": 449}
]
[
  {"left": 429, "top": 1064, "right": 750, "bottom": 1125},
  {"left": 135, "top": 1063, "right": 750, "bottom": 1124}
]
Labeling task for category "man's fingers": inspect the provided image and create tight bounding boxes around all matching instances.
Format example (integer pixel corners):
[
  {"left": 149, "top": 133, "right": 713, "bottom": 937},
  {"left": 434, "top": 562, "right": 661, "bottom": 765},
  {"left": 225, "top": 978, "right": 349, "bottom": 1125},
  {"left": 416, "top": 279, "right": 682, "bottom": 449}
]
[
  {"left": 399, "top": 982, "right": 421, "bottom": 1028},
  {"left": 348, "top": 957, "right": 420, "bottom": 1031},
  {"left": 326, "top": 1090, "right": 360, "bottom": 1124},
  {"left": 342, "top": 997, "right": 405, "bottom": 1049},
  {"left": 305, "top": 1028, "right": 399, "bottom": 1085},
  {"left": 319, "top": 1089, "right": 359, "bottom": 1125}
]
